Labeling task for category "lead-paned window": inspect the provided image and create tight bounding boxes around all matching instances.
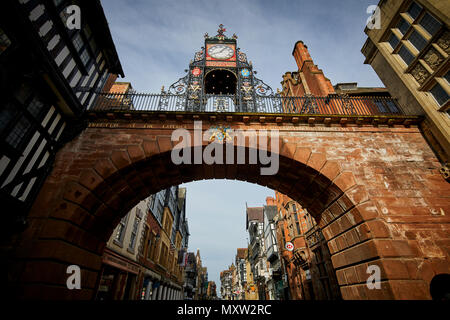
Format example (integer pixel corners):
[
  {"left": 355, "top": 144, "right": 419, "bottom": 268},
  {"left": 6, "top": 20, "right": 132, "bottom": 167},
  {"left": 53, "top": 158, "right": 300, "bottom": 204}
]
[
  {"left": 419, "top": 12, "right": 442, "bottom": 36},
  {"left": 72, "top": 33, "right": 84, "bottom": 52},
  {"left": 388, "top": 33, "right": 400, "bottom": 50},
  {"left": 5, "top": 116, "right": 32, "bottom": 149},
  {"left": 27, "top": 97, "right": 46, "bottom": 119},
  {"left": 79, "top": 49, "right": 90, "bottom": 67},
  {"left": 407, "top": 2, "right": 422, "bottom": 20},
  {"left": 397, "top": 18, "right": 410, "bottom": 35},
  {"left": 398, "top": 45, "right": 415, "bottom": 65},
  {"left": 430, "top": 83, "right": 449, "bottom": 106},
  {"left": 408, "top": 30, "right": 428, "bottom": 51},
  {"left": 444, "top": 72, "right": 450, "bottom": 85}
]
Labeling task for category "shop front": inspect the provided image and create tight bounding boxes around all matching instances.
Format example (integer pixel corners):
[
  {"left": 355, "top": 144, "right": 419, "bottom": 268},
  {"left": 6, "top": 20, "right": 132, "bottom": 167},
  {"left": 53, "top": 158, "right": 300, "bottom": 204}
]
[{"left": 95, "top": 248, "right": 141, "bottom": 300}]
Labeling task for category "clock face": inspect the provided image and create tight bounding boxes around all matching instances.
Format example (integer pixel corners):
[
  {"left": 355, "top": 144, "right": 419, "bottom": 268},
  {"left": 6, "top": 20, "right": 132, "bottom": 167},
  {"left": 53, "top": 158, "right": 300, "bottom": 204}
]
[{"left": 207, "top": 45, "right": 235, "bottom": 60}]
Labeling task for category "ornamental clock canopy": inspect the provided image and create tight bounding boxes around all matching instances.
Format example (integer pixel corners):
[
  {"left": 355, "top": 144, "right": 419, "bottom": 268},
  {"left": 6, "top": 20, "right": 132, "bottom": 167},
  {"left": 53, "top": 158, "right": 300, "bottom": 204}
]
[{"left": 165, "top": 24, "right": 275, "bottom": 112}]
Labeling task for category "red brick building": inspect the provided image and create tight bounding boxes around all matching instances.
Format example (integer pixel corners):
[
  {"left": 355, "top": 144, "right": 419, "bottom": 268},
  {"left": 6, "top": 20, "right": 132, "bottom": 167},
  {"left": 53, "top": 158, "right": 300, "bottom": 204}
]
[{"left": 275, "top": 191, "right": 341, "bottom": 300}]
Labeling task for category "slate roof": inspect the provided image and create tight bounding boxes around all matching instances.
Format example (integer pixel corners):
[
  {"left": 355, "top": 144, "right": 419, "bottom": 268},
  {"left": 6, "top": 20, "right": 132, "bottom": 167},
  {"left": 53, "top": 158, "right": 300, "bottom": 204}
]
[
  {"left": 246, "top": 206, "right": 263, "bottom": 229},
  {"left": 236, "top": 248, "right": 248, "bottom": 259}
]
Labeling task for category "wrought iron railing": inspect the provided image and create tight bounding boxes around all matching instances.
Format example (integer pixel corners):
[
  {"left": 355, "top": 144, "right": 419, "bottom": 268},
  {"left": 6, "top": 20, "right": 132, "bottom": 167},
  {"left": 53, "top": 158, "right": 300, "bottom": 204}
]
[{"left": 90, "top": 91, "right": 404, "bottom": 116}]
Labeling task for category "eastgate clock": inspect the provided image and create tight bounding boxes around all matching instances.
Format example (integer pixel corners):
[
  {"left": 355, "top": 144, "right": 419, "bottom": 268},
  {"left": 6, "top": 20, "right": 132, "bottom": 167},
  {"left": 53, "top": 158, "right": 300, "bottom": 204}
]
[{"left": 207, "top": 44, "right": 234, "bottom": 60}]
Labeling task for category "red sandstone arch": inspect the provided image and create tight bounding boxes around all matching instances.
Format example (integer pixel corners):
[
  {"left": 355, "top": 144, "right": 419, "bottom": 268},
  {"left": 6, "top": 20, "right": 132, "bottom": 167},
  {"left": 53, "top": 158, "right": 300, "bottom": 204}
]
[{"left": 8, "top": 120, "right": 450, "bottom": 300}]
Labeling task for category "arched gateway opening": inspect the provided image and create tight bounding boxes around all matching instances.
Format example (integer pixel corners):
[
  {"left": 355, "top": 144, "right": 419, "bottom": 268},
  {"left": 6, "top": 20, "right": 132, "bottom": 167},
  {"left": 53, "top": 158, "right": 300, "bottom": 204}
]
[{"left": 7, "top": 117, "right": 450, "bottom": 300}]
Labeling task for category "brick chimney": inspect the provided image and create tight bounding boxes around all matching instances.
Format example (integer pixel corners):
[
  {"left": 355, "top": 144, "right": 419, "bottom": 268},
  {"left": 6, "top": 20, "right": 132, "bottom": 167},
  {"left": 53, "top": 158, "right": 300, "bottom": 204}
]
[
  {"left": 292, "top": 41, "right": 313, "bottom": 70},
  {"left": 285, "top": 41, "right": 335, "bottom": 96}
]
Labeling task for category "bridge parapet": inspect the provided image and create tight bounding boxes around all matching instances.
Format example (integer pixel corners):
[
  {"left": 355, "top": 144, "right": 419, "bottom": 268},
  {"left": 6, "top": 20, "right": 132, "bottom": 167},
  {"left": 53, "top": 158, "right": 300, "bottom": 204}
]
[{"left": 89, "top": 91, "right": 412, "bottom": 116}]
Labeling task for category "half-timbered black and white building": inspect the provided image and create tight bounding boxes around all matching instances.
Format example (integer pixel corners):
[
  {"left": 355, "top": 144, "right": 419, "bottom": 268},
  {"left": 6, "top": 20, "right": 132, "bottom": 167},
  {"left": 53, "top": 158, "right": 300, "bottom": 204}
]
[{"left": 0, "top": 0, "right": 124, "bottom": 233}]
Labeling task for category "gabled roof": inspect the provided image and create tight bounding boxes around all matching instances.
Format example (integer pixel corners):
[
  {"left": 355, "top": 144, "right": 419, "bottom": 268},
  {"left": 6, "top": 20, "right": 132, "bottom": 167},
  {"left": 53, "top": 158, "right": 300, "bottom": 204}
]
[
  {"left": 264, "top": 205, "right": 277, "bottom": 222},
  {"left": 246, "top": 207, "right": 263, "bottom": 229},
  {"left": 236, "top": 248, "right": 247, "bottom": 259},
  {"left": 82, "top": 0, "right": 125, "bottom": 77}
]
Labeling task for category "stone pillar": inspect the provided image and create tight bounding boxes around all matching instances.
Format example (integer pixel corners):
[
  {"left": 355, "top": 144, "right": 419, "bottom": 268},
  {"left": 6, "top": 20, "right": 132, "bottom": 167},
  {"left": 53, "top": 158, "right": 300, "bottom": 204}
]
[
  {"left": 162, "top": 286, "right": 168, "bottom": 300},
  {"left": 157, "top": 285, "right": 163, "bottom": 300},
  {"left": 144, "top": 280, "right": 152, "bottom": 300},
  {"left": 151, "top": 283, "right": 158, "bottom": 300}
]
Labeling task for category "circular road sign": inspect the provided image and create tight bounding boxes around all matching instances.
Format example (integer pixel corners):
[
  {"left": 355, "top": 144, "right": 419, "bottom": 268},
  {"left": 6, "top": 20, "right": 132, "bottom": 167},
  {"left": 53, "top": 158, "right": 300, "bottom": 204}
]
[{"left": 285, "top": 242, "right": 294, "bottom": 251}]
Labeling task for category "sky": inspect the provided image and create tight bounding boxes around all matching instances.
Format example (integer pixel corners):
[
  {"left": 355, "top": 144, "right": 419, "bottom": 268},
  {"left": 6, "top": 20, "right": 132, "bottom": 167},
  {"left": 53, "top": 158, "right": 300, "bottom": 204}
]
[{"left": 100, "top": 0, "right": 384, "bottom": 296}]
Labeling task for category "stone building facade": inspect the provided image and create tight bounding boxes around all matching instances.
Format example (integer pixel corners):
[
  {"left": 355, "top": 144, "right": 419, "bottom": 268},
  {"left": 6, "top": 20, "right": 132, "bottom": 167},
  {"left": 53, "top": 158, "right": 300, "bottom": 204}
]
[
  {"left": 362, "top": 0, "right": 450, "bottom": 167},
  {"left": 95, "top": 186, "right": 189, "bottom": 300},
  {"left": 274, "top": 192, "right": 341, "bottom": 300}
]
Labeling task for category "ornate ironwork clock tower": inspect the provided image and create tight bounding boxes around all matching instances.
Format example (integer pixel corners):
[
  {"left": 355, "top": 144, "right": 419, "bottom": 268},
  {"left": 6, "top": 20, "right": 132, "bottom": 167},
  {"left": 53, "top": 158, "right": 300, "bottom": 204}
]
[{"left": 164, "top": 24, "right": 277, "bottom": 113}]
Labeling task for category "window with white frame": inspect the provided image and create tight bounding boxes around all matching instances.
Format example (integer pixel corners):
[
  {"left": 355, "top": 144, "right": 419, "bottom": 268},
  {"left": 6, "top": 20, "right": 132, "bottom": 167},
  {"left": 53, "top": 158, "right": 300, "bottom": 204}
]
[
  {"left": 128, "top": 214, "right": 141, "bottom": 250},
  {"left": 115, "top": 212, "right": 129, "bottom": 244}
]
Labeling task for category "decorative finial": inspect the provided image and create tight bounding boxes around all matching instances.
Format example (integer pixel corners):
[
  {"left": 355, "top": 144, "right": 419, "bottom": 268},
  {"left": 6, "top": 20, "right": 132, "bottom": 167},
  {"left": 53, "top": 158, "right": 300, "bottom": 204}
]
[
  {"left": 232, "top": 33, "right": 238, "bottom": 40},
  {"left": 218, "top": 24, "right": 226, "bottom": 35},
  {"left": 216, "top": 24, "right": 227, "bottom": 40},
  {"left": 204, "top": 32, "right": 209, "bottom": 39}
]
